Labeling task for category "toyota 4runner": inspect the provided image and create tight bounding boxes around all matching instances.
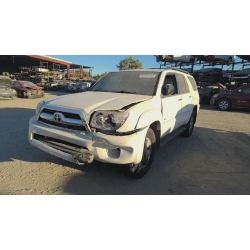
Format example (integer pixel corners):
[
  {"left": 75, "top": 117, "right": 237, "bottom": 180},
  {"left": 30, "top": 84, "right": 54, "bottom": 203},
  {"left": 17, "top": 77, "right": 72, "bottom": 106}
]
[{"left": 29, "top": 68, "right": 199, "bottom": 178}]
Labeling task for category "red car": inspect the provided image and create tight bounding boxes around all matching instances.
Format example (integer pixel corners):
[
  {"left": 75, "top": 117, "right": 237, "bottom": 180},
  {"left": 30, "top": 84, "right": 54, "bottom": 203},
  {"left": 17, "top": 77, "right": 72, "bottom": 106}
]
[
  {"left": 12, "top": 81, "right": 44, "bottom": 98},
  {"left": 214, "top": 85, "right": 250, "bottom": 110}
]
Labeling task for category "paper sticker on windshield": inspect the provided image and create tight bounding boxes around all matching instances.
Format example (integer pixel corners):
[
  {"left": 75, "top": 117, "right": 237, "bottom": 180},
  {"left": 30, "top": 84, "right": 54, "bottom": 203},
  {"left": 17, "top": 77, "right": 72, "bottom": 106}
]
[{"left": 139, "top": 74, "right": 156, "bottom": 78}]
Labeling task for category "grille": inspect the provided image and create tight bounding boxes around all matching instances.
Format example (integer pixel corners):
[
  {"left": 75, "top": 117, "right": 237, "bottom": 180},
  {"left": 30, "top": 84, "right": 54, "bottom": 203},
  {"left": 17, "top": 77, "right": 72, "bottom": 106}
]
[
  {"left": 34, "top": 133, "right": 83, "bottom": 149},
  {"left": 39, "top": 117, "right": 86, "bottom": 131},
  {"left": 42, "top": 108, "right": 81, "bottom": 120}
]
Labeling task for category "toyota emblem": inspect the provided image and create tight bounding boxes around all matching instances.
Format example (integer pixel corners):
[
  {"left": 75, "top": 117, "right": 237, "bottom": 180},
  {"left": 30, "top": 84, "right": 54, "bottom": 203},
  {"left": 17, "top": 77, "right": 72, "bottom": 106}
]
[{"left": 53, "top": 112, "right": 62, "bottom": 122}]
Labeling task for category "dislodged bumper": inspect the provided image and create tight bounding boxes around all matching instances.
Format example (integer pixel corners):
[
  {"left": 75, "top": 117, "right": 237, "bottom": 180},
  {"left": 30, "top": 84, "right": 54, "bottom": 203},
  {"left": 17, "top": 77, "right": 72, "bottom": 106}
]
[
  {"left": 29, "top": 116, "right": 148, "bottom": 165},
  {"left": 26, "top": 91, "right": 44, "bottom": 99}
]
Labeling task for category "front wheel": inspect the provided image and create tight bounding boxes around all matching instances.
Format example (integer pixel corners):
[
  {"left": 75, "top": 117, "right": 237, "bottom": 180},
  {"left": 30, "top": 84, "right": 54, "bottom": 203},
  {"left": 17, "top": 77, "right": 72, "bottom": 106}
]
[
  {"left": 126, "top": 128, "right": 156, "bottom": 178},
  {"left": 217, "top": 98, "right": 231, "bottom": 111}
]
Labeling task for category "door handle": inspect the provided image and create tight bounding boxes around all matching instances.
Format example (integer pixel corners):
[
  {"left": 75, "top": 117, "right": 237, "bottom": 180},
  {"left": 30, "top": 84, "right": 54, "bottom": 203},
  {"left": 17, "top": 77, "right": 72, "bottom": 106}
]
[{"left": 178, "top": 99, "right": 182, "bottom": 101}]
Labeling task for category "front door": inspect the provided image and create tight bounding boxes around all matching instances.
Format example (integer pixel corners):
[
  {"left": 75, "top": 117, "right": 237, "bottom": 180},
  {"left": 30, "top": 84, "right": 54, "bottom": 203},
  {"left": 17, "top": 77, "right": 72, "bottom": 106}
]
[{"left": 161, "top": 74, "right": 182, "bottom": 136}]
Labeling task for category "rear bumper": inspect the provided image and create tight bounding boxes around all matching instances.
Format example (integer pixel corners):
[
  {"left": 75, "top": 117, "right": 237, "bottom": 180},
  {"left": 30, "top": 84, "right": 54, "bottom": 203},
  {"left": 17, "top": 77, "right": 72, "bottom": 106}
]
[{"left": 29, "top": 116, "right": 147, "bottom": 165}]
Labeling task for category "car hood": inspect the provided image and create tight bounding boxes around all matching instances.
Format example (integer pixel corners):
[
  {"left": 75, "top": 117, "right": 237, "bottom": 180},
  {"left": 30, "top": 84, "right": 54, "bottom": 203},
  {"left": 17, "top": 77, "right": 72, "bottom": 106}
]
[
  {"left": 44, "top": 91, "right": 152, "bottom": 117},
  {"left": 26, "top": 86, "right": 43, "bottom": 91}
]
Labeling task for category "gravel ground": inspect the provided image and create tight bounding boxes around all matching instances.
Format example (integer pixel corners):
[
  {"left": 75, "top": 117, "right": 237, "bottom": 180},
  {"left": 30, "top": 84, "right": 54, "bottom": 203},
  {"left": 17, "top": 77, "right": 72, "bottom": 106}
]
[{"left": 0, "top": 92, "right": 250, "bottom": 195}]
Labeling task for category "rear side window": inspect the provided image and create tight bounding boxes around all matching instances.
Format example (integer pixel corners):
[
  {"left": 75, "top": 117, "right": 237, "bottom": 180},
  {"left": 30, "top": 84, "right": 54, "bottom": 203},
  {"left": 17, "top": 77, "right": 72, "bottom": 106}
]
[
  {"left": 176, "top": 74, "right": 189, "bottom": 94},
  {"left": 187, "top": 76, "right": 197, "bottom": 91}
]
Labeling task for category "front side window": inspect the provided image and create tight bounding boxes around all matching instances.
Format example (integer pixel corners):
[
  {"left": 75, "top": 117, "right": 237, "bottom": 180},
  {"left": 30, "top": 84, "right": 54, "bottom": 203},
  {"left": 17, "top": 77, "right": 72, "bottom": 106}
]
[
  {"left": 90, "top": 71, "right": 161, "bottom": 96},
  {"left": 161, "top": 75, "right": 178, "bottom": 96}
]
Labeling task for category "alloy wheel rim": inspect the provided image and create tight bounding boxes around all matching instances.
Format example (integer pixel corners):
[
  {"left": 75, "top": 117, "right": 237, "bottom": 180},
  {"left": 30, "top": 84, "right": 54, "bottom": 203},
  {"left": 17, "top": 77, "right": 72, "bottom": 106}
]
[{"left": 219, "top": 101, "right": 228, "bottom": 109}]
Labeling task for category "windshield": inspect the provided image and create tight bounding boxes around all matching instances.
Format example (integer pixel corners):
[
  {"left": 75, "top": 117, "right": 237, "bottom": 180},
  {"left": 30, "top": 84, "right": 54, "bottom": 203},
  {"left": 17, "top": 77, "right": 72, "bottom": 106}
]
[
  {"left": 89, "top": 71, "right": 161, "bottom": 95},
  {"left": 21, "top": 81, "right": 37, "bottom": 87}
]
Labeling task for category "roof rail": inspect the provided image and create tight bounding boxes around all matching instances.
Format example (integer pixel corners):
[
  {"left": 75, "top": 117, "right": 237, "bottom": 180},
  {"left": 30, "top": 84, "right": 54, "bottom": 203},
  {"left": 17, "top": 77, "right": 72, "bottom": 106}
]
[
  {"left": 147, "top": 67, "right": 190, "bottom": 74},
  {"left": 166, "top": 68, "right": 190, "bottom": 74}
]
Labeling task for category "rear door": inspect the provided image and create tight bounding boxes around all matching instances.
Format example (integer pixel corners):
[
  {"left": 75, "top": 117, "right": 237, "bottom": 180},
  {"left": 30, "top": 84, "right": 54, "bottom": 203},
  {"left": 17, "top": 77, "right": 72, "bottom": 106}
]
[{"left": 175, "top": 73, "right": 193, "bottom": 124}]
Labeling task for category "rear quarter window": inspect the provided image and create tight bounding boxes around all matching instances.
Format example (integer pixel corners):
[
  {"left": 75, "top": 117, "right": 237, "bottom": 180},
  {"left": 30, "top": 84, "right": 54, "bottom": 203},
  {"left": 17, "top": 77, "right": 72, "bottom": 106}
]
[{"left": 187, "top": 76, "right": 198, "bottom": 91}]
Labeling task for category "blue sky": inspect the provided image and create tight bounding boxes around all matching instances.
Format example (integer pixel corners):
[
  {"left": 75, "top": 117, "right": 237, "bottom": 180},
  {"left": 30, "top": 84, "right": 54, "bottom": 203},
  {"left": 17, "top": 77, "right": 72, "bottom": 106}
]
[
  {"left": 48, "top": 55, "right": 246, "bottom": 76},
  {"left": 48, "top": 55, "right": 160, "bottom": 75}
]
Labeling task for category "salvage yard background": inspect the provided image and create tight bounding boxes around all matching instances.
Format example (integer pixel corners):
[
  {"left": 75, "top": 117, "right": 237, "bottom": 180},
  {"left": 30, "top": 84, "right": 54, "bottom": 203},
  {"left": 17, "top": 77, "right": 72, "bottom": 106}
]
[{"left": 0, "top": 92, "right": 250, "bottom": 195}]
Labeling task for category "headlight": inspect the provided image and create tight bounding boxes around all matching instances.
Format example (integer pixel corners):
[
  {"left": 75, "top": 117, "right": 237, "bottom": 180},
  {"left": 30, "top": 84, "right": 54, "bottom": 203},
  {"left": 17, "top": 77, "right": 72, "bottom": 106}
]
[
  {"left": 213, "top": 94, "right": 219, "bottom": 99},
  {"left": 36, "top": 101, "right": 44, "bottom": 117},
  {"left": 90, "top": 111, "right": 129, "bottom": 131}
]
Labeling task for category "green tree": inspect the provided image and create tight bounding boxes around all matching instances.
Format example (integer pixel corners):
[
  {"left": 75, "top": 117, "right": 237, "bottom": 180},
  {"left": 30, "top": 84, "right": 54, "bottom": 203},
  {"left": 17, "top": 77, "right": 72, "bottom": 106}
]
[
  {"left": 93, "top": 72, "right": 108, "bottom": 80},
  {"left": 116, "top": 56, "right": 143, "bottom": 70}
]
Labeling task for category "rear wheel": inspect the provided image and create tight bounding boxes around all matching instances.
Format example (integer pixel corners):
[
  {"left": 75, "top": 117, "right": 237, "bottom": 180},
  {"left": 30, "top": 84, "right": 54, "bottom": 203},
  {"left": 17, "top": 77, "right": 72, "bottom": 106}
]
[
  {"left": 217, "top": 98, "right": 231, "bottom": 111},
  {"left": 126, "top": 128, "right": 156, "bottom": 178},
  {"left": 181, "top": 110, "right": 195, "bottom": 137}
]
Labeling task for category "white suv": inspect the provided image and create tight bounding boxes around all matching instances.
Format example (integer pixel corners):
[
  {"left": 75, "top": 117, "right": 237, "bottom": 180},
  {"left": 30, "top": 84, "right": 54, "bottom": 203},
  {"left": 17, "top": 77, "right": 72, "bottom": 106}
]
[{"left": 29, "top": 68, "right": 199, "bottom": 178}]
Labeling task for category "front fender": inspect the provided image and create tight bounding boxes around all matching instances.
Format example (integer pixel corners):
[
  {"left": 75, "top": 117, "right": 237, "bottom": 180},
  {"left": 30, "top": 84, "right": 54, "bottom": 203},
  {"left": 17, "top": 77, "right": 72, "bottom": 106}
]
[{"left": 136, "top": 108, "right": 162, "bottom": 129}]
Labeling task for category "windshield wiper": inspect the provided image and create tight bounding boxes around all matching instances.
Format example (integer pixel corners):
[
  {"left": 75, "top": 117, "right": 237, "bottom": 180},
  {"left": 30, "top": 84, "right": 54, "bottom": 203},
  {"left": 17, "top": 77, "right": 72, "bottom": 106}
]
[{"left": 117, "top": 90, "right": 139, "bottom": 94}]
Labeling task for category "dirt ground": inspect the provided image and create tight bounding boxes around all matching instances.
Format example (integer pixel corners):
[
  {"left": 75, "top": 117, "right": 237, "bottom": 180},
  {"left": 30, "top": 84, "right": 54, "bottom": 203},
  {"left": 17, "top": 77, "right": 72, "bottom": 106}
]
[{"left": 0, "top": 91, "right": 250, "bottom": 195}]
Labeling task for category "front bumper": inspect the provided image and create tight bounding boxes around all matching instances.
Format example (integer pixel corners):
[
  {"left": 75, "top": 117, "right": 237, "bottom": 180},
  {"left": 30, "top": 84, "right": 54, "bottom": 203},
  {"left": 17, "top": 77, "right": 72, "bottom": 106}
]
[
  {"left": 25, "top": 91, "right": 44, "bottom": 98},
  {"left": 29, "top": 116, "right": 148, "bottom": 165}
]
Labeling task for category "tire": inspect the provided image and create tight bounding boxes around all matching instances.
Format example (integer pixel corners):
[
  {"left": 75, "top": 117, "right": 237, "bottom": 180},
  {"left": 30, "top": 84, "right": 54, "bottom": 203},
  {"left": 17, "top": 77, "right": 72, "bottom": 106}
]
[
  {"left": 181, "top": 110, "right": 195, "bottom": 137},
  {"left": 126, "top": 128, "right": 156, "bottom": 178},
  {"left": 217, "top": 98, "right": 231, "bottom": 111}
]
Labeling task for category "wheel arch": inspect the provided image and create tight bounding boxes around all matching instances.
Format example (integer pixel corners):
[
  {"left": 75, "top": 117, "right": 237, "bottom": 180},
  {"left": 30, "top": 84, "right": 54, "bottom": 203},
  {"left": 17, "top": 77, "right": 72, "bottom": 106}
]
[
  {"left": 149, "top": 121, "right": 161, "bottom": 151},
  {"left": 193, "top": 105, "right": 198, "bottom": 124}
]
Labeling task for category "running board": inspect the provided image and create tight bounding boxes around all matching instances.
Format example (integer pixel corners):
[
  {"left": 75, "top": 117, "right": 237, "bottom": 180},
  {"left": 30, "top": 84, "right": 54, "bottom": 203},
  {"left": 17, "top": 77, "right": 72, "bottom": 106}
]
[{"left": 160, "top": 126, "right": 186, "bottom": 147}]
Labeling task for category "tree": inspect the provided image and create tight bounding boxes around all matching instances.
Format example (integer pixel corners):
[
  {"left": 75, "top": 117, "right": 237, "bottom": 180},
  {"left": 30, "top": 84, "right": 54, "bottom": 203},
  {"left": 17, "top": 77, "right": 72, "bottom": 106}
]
[
  {"left": 116, "top": 56, "right": 143, "bottom": 70},
  {"left": 93, "top": 72, "right": 108, "bottom": 81}
]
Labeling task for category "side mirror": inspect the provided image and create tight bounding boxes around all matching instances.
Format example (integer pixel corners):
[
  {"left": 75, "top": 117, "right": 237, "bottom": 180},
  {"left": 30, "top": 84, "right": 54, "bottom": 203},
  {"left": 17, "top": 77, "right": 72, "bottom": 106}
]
[{"left": 163, "top": 84, "right": 175, "bottom": 96}]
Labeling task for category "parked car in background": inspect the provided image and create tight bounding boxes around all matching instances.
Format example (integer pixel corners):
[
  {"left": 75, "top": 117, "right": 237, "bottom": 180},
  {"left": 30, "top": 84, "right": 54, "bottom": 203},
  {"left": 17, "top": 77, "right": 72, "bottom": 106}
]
[
  {"left": 206, "top": 55, "right": 236, "bottom": 65},
  {"left": 0, "top": 75, "right": 17, "bottom": 99},
  {"left": 212, "top": 84, "right": 250, "bottom": 110},
  {"left": 237, "top": 55, "right": 250, "bottom": 61},
  {"left": 77, "top": 82, "right": 91, "bottom": 92},
  {"left": 231, "top": 68, "right": 250, "bottom": 85},
  {"left": 44, "top": 82, "right": 60, "bottom": 91},
  {"left": 192, "top": 68, "right": 230, "bottom": 85},
  {"left": 199, "top": 84, "right": 228, "bottom": 104},
  {"left": 12, "top": 80, "right": 44, "bottom": 98},
  {"left": 64, "top": 82, "right": 91, "bottom": 93},
  {"left": 155, "top": 55, "right": 196, "bottom": 63},
  {"left": 65, "top": 82, "right": 77, "bottom": 92}
]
